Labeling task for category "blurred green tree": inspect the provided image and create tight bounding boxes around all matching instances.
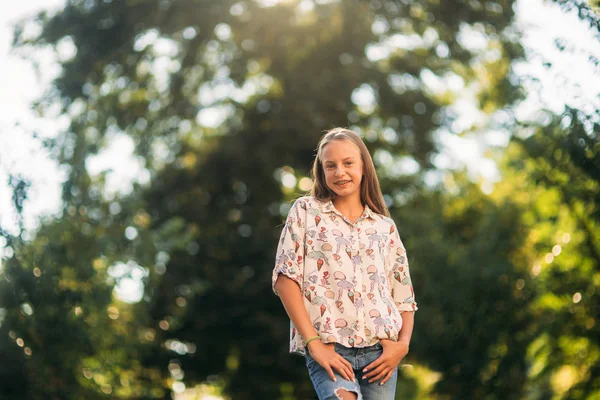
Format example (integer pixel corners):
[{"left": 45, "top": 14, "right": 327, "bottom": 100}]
[
  {"left": 504, "top": 109, "right": 599, "bottom": 399},
  {"left": 10, "top": 0, "right": 600, "bottom": 399}
]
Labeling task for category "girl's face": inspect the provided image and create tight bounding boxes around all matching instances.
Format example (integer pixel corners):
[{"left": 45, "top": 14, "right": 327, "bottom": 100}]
[{"left": 320, "top": 140, "right": 364, "bottom": 201}]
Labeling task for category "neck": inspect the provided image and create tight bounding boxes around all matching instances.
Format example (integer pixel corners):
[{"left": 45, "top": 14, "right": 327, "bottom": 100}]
[{"left": 332, "top": 195, "right": 363, "bottom": 216}]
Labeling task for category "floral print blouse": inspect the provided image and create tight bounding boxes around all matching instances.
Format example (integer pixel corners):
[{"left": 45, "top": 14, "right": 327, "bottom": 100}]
[{"left": 272, "top": 196, "right": 417, "bottom": 356}]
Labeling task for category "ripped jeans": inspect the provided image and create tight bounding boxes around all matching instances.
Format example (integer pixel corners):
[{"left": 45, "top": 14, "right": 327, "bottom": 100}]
[{"left": 305, "top": 342, "right": 398, "bottom": 400}]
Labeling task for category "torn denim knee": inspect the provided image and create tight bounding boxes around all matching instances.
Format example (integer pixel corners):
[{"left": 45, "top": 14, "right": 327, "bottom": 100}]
[{"left": 334, "top": 387, "right": 362, "bottom": 400}]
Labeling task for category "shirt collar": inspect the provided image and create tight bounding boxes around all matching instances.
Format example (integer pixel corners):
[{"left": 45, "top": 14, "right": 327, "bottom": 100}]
[{"left": 316, "top": 198, "right": 375, "bottom": 220}]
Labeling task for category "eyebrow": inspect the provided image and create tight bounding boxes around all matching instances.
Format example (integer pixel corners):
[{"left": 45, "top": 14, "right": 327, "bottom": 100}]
[{"left": 323, "top": 157, "right": 355, "bottom": 164}]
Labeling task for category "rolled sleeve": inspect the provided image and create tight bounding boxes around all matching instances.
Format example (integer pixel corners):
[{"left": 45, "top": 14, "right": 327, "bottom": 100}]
[
  {"left": 272, "top": 199, "right": 306, "bottom": 296},
  {"left": 386, "top": 223, "right": 418, "bottom": 312}
]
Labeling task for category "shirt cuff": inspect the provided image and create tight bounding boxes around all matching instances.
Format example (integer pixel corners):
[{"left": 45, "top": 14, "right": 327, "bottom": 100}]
[
  {"left": 272, "top": 267, "right": 302, "bottom": 296},
  {"left": 395, "top": 301, "right": 418, "bottom": 312}
]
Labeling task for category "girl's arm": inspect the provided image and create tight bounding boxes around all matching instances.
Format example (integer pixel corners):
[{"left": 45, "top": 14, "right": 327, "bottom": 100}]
[
  {"left": 274, "top": 275, "right": 318, "bottom": 342},
  {"left": 397, "top": 310, "right": 414, "bottom": 345},
  {"left": 274, "top": 275, "right": 355, "bottom": 382}
]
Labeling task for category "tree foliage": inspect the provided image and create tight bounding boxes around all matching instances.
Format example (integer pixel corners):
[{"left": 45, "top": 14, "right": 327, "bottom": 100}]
[{"left": 1, "top": 0, "right": 598, "bottom": 399}]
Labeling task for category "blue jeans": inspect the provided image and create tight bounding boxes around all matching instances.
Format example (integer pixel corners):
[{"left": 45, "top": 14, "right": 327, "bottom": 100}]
[{"left": 305, "top": 342, "right": 398, "bottom": 400}]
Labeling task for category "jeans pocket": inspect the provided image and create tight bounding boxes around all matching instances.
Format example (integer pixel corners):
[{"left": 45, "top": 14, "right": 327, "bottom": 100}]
[
  {"left": 305, "top": 352, "right": 315, "bottom": 367},
  {"left": 304, "top": 352, "right": 317, "bottom": 369}
]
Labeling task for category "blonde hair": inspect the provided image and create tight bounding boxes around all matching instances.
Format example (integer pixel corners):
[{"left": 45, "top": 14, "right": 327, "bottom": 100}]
[{"left": 309, "top": 127, "right": 390, "bottom": 217}]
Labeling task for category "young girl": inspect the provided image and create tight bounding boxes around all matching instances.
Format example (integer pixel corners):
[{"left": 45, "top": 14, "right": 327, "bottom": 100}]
[{"left": 272, "top": 128, "right": 417, "bottom": 400}]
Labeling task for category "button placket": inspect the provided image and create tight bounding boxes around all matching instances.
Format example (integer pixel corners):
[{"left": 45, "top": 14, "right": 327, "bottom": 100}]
[
  {"left": 354, "top": 219, "right": 365, "bottom": 345},
  {"left": 332, "top": 215, "right": 359, "bottom": 344}
]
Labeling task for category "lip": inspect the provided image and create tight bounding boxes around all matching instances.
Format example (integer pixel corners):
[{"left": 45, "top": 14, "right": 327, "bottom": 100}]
[{"left": 335, "top": 180, "right": 351, "bottom": 185}]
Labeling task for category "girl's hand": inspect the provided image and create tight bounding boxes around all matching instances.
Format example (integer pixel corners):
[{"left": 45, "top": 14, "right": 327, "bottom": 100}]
[
  {"left": 307, "top": 341, "right": 355, "bottom": 382},
  {"left": 362, "top": 340, "right": 409, "bottom": 385}
]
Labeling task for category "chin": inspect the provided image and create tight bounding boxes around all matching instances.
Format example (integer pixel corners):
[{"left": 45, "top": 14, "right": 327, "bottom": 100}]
[{"left": 332, "top": 188, "right": 358, "bottom": 198}]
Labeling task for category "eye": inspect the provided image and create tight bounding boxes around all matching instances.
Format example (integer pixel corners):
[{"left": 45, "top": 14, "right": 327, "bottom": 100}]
[{"left": 345, "top": 161, "right": 353, "bottom": 166}]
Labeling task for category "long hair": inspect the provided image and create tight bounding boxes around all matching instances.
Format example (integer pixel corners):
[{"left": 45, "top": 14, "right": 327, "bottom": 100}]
[{"left": 309, "top": 127, "right": 390, "bottom": 217}]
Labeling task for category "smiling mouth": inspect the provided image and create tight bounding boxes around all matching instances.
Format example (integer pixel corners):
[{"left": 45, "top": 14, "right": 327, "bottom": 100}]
[{"left": 335, "top": 180, "right": 351, "bottom": 185}]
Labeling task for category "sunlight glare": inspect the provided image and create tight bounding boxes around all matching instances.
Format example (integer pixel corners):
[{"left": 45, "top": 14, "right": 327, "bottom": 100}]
[{"left": 254, "top": 0, "right": 292, "bottom": 7}]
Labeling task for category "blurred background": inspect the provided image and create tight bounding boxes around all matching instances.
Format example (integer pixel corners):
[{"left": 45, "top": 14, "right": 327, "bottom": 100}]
[{"left": 0, "top": 0, "right": 598, "bottom": 399}]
